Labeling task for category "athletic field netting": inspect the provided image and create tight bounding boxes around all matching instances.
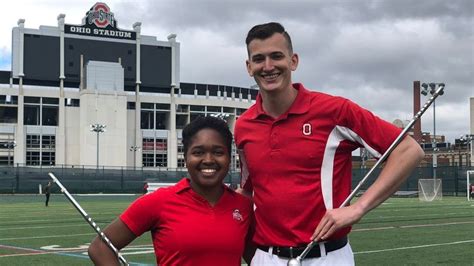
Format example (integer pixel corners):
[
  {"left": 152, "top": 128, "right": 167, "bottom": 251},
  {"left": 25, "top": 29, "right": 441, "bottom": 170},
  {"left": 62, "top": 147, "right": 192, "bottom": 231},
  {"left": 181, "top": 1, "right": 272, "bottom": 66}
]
[{"left": 0, "top": 195, "right": 473, "bottom": 265}]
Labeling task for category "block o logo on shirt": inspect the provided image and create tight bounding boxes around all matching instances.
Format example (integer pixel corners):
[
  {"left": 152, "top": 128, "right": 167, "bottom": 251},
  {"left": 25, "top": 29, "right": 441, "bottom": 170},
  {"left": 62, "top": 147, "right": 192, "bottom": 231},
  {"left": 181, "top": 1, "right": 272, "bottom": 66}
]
[
  {"left": 303, "top": 123, "right": 312, "bottom": 136},
  {"left": 87, "top": 2, "right": 115, "bottom": 28}
]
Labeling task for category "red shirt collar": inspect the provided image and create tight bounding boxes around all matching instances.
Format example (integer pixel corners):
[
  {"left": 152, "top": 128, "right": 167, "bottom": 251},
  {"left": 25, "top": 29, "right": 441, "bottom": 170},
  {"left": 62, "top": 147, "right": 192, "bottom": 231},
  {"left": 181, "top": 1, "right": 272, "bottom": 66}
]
[
  {"left": 175, "top": 178, "right": 235, "bottom": 195},
  {"left": 251, "top": 83, "right": 311, "bottom": 119}
]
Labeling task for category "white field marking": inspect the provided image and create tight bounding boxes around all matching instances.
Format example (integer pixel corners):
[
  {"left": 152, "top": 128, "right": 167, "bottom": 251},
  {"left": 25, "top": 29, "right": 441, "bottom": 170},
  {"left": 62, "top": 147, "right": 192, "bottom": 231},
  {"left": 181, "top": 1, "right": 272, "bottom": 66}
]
[
  {"left": 400, "top": 221, "right": 474, "bottom": 228},
  {"left": 353, "top": 220, "right": 474, "bottom": 232},
  {"left": 361, "top": 211, "right": 472, "bottom": 221},
  {"left": 0, "top": 243, "right": 153, "bottom": 258},
  {"left": 0, "top": 233, "right": 94, "bottom": 241},
  {"left": 352, "top": 226, "right": 395, "bottom": 232},
  {"left": 0, "top": 210, "right": 121, "bottom": 219},
  {"left": 0, "top": 223, "right": 95, "bottom": 231},
  {"left": 354, "top": 239, "right": 474, "bottom": 255}
]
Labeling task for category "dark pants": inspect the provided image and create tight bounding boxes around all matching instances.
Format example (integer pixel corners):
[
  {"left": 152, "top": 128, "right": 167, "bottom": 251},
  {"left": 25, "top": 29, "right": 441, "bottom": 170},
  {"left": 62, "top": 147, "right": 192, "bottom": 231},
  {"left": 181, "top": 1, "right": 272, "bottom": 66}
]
[{"left": 45, "top": 193, "right": 50, "bottom": 206}]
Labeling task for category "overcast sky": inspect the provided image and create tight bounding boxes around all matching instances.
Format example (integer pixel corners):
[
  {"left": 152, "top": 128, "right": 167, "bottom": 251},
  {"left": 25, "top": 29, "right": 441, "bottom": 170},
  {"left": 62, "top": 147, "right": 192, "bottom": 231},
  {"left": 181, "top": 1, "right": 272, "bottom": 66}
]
[{"left": 0, "top": 0, "right": 472, "bottom": 142}]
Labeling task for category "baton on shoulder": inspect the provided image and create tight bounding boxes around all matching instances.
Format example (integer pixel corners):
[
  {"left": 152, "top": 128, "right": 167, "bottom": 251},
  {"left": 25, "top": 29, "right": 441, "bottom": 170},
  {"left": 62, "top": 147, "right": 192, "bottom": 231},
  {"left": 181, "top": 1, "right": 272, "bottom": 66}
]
[
  {"left": 48, "top": 172, "right": 129, "bottom": 266},
  {"left": 287, "top": 84, "right": 445, "bottom": 266}
]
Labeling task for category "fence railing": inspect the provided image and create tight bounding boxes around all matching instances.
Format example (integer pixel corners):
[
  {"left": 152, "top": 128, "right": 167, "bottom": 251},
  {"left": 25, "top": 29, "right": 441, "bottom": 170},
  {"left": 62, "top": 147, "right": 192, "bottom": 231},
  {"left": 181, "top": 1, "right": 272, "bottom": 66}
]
[{"left": 0, "top": 164, "right": 472, "bottom": 195}]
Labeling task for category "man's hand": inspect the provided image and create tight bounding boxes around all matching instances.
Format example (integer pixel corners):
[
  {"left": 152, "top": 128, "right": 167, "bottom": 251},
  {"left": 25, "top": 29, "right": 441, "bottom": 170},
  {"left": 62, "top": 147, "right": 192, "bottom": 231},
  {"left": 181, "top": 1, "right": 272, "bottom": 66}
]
[{"left": 311, "top": 205, "right": 363, "bottom": 241}]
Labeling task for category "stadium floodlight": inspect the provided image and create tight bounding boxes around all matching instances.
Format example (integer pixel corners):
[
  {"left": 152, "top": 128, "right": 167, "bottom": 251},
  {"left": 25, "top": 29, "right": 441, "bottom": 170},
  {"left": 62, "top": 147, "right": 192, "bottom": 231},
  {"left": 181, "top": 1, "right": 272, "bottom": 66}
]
[
  {"left": 420, "top": 82, "right": 445, "bottom": 180},
  {"left": 3, "top": 140, "right": 16, "bottom": 166},
  {"left": 90, "top": 123, "right": 106, "bottom": 169},
  {"left": 48, "top": 172, "right": 129, "bottom": 265},
  {"left": 129, "top": 145, "right": 141, "bottom": 169},
  {"left": 287, "top": 83, "right": 445, "bottom": 266}
]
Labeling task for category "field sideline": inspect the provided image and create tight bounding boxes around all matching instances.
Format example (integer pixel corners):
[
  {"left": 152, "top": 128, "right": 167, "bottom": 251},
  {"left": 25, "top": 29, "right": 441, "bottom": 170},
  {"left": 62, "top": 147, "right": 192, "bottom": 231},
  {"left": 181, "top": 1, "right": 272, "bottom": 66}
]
[{"left": 0, "top": 194, "right": 473, "bottom": 265}]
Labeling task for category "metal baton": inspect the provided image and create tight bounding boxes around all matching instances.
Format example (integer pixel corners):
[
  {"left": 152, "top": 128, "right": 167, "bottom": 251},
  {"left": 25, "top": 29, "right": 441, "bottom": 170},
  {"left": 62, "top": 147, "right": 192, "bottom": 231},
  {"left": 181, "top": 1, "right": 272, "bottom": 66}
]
[
  {"left": 288, "top": 84, "right": 445, "bottom": 266},
  {"left": 48, "top": 172, "right": 129, "bottom": 266}
]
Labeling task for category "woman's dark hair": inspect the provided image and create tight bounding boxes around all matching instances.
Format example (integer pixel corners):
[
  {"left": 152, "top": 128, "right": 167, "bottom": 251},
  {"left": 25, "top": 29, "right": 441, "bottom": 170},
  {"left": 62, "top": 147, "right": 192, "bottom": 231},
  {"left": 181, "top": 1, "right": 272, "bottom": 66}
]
[
  {"left": 245, "top": 22, "right": 293, "bottom": 54},
  {"left": 182, "top": 116, "right": 233, "bottom": 157}
]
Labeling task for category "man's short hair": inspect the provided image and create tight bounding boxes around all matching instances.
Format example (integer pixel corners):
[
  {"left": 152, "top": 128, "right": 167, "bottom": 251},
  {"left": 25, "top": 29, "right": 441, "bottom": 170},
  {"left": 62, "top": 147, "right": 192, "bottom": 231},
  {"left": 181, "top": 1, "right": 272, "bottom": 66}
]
[{"left": 245, "top": 22, "right": 293, "bottom": 54}]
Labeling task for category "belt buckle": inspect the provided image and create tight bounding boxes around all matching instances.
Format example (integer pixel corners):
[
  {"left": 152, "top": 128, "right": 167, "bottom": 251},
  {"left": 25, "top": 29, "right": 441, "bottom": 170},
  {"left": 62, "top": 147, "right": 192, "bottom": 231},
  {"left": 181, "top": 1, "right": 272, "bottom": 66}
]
[{"left": 289, "top": 247, "right": 294, "bottom": 258}]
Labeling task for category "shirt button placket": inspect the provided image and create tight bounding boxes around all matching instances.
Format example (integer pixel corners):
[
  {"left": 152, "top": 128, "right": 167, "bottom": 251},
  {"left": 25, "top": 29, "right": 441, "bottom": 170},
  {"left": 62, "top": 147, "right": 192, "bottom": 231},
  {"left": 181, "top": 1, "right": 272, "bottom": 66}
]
[{"left": 270, "top": 124, "right": 278, "bottom": 150}]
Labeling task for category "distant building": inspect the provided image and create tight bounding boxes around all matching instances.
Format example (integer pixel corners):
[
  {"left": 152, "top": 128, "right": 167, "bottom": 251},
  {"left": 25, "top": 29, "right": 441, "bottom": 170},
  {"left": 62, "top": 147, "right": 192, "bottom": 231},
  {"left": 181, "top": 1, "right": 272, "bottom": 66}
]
[{"left": 0, "top": 2, "right": 257, "bottom": 169}]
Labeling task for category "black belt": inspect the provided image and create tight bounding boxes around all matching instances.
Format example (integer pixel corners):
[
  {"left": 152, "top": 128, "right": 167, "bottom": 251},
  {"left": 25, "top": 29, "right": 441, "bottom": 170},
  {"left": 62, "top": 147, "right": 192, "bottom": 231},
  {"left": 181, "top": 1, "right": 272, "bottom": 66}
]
[{"left": 257, "top": 236, "right": 348, "bottom": 259}]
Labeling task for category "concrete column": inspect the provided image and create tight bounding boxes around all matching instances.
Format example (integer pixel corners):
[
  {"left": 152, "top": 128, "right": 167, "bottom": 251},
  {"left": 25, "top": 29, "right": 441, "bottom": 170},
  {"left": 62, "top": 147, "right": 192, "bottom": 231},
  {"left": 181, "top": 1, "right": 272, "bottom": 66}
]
[
  {"left": 57, "top": 14, "right": 66, "bottom": 165},
  {"left": 133, "top": 22, "right": 142, "bottom": 168},
  {"left": 168, "top": 33, "right": 178, "bottom": 168},
  {"left": 15, "top": 19, "right": 26, "bottom": 165}
]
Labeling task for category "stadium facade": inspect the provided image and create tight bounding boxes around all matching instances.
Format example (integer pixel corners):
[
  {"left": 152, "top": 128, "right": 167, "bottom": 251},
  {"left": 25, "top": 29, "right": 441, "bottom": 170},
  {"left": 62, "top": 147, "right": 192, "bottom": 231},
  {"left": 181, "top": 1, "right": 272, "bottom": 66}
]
[{"left": 0, "top": 2, "right": 257, "bottom": 170}]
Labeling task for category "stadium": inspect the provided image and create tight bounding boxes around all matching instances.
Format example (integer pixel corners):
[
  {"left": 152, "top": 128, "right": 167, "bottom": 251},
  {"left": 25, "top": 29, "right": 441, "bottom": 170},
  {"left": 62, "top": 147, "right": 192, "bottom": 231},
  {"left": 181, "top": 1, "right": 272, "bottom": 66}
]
[
  {"left": 0, "top": 2, "right": 473, "bottom": 266},
  {"left": 0, "top": 3, "right": 258, "bottom": 192}
]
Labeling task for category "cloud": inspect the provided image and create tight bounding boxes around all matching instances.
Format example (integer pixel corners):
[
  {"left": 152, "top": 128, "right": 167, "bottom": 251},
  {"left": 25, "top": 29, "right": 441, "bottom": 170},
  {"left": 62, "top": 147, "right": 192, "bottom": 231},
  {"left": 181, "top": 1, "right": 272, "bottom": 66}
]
[{"left": 0, "top": 0, "right": 472, "bottom": 142}]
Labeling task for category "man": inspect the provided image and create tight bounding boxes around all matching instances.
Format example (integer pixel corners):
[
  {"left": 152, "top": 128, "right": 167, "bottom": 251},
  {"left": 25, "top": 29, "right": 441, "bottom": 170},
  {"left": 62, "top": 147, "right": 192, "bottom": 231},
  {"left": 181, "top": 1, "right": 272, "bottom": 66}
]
[
  {"left": 234, "top": 22, "right": 424, "bottom": 265},
  {"left": 44, "top": 181, "right": 52, "bottom": 207}
]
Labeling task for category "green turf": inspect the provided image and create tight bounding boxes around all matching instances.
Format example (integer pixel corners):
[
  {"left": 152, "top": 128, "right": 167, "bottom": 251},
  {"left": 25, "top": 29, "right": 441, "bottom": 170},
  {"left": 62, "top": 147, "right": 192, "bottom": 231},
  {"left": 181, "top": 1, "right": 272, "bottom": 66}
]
[{"left": 1, "top": 195, "right": 473, "bottom": 265}]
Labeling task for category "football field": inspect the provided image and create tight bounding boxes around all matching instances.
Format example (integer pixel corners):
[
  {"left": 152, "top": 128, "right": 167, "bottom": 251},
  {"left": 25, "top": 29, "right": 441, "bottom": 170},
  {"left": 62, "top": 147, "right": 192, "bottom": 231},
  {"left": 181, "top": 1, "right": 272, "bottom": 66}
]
[{"left": 1, "top": 194, "right": 473, "bottom": 265}]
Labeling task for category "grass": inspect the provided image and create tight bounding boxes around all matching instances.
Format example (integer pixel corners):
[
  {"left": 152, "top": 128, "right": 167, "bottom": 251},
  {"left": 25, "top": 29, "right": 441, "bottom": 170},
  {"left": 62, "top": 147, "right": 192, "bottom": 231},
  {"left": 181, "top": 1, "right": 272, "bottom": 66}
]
[{"left": 0, "top": 194, "right": 473, "bottom": 265}]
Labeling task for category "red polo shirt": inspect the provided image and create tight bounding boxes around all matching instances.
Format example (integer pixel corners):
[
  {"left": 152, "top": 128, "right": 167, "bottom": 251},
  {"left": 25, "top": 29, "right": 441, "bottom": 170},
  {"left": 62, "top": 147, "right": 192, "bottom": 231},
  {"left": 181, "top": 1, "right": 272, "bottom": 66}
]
[
  {"left": 234, "top": 83, "right": 401, "bottom": 246},
  {"left": 120, "top": 178, "right": 252, "bottom": 266}
]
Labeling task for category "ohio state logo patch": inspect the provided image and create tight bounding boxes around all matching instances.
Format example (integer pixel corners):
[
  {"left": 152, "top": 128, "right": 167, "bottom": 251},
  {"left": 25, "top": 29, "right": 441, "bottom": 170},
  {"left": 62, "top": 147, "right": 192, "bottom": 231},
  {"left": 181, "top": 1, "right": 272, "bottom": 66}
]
[
  {"left": 232, "top": 209, "right": 243, "bottom": 221},
  {"left": 87, "top": 2, "right": 115, "bottom": 28}
]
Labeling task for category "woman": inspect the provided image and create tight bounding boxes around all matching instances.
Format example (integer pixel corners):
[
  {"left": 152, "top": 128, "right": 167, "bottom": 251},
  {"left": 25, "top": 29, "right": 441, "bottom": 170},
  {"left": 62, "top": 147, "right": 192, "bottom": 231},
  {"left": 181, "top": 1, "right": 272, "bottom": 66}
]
[{"left": 88, "top": 116, "right": 253, "bottom": 265}]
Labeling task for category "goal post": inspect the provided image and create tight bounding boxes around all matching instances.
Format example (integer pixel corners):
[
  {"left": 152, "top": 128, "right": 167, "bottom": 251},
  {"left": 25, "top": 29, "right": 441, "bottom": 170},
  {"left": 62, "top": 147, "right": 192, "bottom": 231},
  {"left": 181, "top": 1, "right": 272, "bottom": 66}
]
[
  {"left": 418, "top": 179, "right": 442, "bottom": 202},
  {"left": 467, "top": 171, "right": 474, "bottom": 202}
]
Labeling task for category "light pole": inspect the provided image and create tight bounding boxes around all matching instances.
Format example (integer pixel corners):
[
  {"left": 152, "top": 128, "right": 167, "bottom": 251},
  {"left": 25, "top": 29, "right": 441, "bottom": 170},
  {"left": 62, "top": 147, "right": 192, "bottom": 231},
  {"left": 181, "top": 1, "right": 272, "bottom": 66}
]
[
  {"left": 90, "top": 124, "right": 106, "bottom": 169},
  {"left": 129, "top": 145, "right": 141, "bottom": 169},
  {"left": 3, "top": 141, "right": 16, "bottom": 166},
  {"left": 421, "top": 82, "right": 445, "bottom": 179},
  {"left": 460, "top": 134, "right": 474, "bottom": 167}
]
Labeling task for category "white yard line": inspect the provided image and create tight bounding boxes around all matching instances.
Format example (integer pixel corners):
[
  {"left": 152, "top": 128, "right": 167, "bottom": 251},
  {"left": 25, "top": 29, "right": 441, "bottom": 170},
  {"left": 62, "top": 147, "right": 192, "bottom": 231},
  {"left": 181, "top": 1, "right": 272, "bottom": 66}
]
[
  {"left": 354, "top": 239, "right": 474, "bottom": 254},
  {"left": 0, "top": 233, "right": 94, "bottom": 241},
  {"left": 353, "top": 220, "right": 474, "bottom": 232}
]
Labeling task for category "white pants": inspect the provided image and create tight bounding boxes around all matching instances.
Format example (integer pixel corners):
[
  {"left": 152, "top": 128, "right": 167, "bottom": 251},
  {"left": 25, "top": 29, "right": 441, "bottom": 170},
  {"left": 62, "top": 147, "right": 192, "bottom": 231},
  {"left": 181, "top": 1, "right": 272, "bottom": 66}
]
[{"left": 251, "top": 242, "right": 354, "bottom": 266}]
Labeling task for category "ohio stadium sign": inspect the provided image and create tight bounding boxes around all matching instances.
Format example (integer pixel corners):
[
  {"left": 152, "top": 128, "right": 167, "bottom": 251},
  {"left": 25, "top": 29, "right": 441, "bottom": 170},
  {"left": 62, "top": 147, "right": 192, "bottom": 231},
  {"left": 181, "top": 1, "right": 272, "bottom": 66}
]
[{"left": 65, "top": 2, "right": 136, "bottom": 40}]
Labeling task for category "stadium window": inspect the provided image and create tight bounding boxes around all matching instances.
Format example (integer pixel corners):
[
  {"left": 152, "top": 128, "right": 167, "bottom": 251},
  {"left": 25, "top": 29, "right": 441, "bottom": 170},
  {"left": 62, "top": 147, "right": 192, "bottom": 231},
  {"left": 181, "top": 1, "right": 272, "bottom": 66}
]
[
  {"left": 141, "top": 110, "right": 154, "bottom": 129},
  {"left": 65, "top": 98, "right": 80, "bottom": 107},
  {"left": 190, "top": 105, "right": 205, "bottom": 112},
  {"left": 128, "top": 49, "right": 132, "bottom": 55},
  {"left": 0, "top": 95, "right": 18, "bottom": 104},
  {"left": 156, "top": 103, "right": 170, "bottom": 111},
  {"left": 26, "top": 135, "right": 40, "bottom": 149},
  {"left": 206, "top": 106, "right": 221, "bottom": 113},
  {"left": 155, "top": 138, "right": 168, "bottom": 167},
  {"left": 69, "top": 44, "right": 74, "bottom": 50},
  {"left": 127, "top": 66, "right": 132, "bottom": 71},
  {"left": 42, "top": 98, "right": 59, "bottom": 105},
  {"left": 127, "top": 102, "right": 136, "bottom": 110},
  {"left": 68, "top": 62, "right": 74, "bottom": 67},
  {"left": 24, "top": 105, "right": 40, "bottom": 125},
  {"left": 41, "top": 152, "right": 55, "bottom": 166},
  {"left": 0, "top": 107, "right": 18, "bottom": 123},
  {"left": 0, "top": 156, "right": 9, "bottom": 165},
  {"left": 156, "top": 153, "right": 167, "bottom": 167},
  {"left": 155, "top": 112, "right": 168, "bottom": 129},
  {"left": 26, "top": 151, "right": 40, "bottom": 165},
  {"left": 42, "top": 135, "right": 55, "bottom": 150},
  {"left": 42, "top": 105, "right": 58, "bottom": 126},
  {"left": 141, "top": 102, "right": 154, "bottom": 109},
  {"left": 24, "top": 96, "right": 40, "bottom": 104},
  {"left": 176, "top": 114, "right": 188, "bottom": 129},
  {"left": 176, "top": 104, "right": 188, "bottom": 113},
  {"left": 142, "top": 153, "right": 154, "bottom": 167}
]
